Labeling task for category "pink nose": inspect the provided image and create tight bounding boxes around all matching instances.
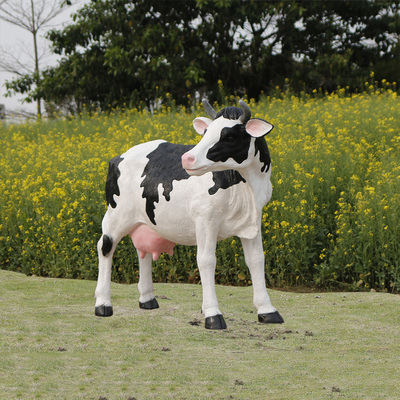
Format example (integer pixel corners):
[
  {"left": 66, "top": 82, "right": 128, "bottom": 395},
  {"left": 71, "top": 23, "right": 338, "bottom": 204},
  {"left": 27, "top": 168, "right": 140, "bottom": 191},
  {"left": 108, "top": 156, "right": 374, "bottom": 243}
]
[{"left": 181, "top": 152, "right": 196, "bottom": 170}]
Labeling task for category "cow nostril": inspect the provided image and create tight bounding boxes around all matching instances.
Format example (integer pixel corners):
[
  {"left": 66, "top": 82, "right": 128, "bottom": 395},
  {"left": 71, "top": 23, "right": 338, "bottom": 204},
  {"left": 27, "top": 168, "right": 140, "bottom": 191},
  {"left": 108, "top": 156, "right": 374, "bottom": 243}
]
[{"left": 182, "top": 153, "right": 196, "bottom": 167}]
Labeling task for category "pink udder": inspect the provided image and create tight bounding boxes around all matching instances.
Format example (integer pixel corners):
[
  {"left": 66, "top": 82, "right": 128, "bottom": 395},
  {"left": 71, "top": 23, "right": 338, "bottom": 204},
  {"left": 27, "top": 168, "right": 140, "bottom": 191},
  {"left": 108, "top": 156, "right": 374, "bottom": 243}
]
[{"left": 129, "top": 224, "right": 175, "bottom": 261}]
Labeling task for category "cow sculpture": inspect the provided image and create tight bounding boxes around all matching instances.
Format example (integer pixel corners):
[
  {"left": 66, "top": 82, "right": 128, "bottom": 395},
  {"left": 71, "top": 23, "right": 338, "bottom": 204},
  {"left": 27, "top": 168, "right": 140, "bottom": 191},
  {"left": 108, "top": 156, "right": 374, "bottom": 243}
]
[{"left": 94, "top": 99, "right": 284, "bottom": 329}]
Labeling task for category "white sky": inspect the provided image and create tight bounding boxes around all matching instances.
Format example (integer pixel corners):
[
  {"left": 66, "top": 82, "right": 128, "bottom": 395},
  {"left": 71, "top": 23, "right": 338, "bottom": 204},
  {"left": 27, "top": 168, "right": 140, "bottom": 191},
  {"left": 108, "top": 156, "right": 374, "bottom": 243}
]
[{"left": 0, "top": 1, "right": 85, "bottom": 114}]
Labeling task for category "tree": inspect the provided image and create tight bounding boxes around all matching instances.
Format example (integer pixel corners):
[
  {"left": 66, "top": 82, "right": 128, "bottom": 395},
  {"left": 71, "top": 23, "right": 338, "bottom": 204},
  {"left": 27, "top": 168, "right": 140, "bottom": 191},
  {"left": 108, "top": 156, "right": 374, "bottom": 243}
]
[
  {"left": 290, "top": 0, "right": 400, "bottom": 92},
  {"left": 230, "top": 0, "right": 400, "bottom": 96},
  {"left": 35, "top": 0, "right": 289, "bottom": 109},
  {"left": 8, "top": 0, "right": 400, "bottom": 114},
  {"left": 0, "top": 0, "right": 71, "bottom": 116},
  {"left": 29, "top": 1, "right": 202, "bottom": 111}
]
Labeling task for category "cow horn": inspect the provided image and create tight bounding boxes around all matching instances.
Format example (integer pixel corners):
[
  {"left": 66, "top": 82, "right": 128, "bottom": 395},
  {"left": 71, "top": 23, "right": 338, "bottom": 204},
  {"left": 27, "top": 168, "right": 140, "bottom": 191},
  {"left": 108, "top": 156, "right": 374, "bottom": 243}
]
[
  {"left": 202, "top": 99, "right": 217, "bottom": 120},
  {"left": 239, "top": 100, "right": 251, "bottom": 123}
]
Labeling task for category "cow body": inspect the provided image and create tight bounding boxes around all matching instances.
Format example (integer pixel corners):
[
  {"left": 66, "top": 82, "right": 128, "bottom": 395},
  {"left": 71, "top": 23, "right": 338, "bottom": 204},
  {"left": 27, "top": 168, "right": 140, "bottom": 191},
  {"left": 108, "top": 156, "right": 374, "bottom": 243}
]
[{"left": 95, "top": 100, "right": 284, "bottom": 329}]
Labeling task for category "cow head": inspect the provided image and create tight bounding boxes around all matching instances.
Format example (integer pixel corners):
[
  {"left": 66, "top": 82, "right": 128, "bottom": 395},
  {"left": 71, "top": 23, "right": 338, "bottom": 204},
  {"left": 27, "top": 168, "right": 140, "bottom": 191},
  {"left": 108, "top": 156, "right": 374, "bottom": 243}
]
[{"left": 182, "top": 100, "right": 273, "bottom": 175}]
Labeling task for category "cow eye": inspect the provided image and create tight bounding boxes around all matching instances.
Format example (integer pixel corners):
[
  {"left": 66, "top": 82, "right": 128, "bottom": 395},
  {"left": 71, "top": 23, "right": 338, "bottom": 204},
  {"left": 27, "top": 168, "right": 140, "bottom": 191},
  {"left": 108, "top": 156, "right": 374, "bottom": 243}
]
[{"left": 220, "top": 127, "right": 238, "bottom": 143}]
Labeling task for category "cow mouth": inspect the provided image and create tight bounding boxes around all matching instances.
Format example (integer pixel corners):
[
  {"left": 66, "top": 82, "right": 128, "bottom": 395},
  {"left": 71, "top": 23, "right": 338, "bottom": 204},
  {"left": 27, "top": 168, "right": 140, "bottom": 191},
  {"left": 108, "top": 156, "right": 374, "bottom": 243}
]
[{"left": 184, "top": 166, "right": 207, "bottom": 174}]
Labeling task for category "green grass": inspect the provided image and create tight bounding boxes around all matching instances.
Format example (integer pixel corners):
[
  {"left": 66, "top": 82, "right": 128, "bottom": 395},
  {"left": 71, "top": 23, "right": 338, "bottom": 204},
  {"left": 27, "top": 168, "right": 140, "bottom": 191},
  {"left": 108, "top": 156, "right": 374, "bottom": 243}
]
[{"left": 1, "top": 269, "right": 399, "bottom": 399}]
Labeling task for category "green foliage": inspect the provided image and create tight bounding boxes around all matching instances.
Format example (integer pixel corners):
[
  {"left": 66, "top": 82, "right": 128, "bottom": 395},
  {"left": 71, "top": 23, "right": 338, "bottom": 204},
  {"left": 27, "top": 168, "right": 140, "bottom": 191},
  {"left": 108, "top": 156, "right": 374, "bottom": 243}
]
[
  {"left": 6, "top": 0, "right": 399, "bottom": 112},
  {"left": 0, "top": 88, "right": 399, "bottom": 292}
]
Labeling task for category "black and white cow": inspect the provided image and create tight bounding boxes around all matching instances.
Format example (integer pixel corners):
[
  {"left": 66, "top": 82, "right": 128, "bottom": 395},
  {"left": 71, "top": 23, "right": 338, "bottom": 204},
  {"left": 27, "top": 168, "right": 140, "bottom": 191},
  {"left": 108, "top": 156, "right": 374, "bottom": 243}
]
[{"left": 94, "top": 100, "right": 284, "bottom": 329}]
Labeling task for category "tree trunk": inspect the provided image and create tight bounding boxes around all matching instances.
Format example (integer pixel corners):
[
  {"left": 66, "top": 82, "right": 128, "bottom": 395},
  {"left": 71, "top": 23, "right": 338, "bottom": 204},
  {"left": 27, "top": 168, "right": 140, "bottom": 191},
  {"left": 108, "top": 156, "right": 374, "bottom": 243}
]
[{"left": 31, "top": 0, "right": 41, "bottom": 117}]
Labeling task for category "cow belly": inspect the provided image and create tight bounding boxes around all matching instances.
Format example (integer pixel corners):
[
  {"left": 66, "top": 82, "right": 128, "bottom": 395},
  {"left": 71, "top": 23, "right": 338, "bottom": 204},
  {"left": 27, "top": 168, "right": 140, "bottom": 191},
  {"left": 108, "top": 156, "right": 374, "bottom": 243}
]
[
  {"left": 151, "top": 176, "right": 259, "bottom": 242},
  {"left": 130, "top": 224, "right": 176, "bottom": 261}
]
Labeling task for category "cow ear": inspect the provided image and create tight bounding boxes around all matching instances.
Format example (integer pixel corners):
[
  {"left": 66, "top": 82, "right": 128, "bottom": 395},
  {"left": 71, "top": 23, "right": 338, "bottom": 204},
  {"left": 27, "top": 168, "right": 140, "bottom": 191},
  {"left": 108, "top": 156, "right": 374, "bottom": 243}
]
[
  {"left": 193, "top": 117, "right": 212, "bottom": 136},
  {"left": 245, "top": 118, "right": 274, "bottom": 138}
]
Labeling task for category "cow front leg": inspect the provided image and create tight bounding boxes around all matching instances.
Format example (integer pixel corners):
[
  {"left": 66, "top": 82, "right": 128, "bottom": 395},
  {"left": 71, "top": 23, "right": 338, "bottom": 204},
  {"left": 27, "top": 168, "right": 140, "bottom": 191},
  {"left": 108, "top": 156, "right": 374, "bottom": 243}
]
[
  {"left": 196, "top": 230, "right": 226, "bottom": 330},
  {"left": 94, "top": 234, "right": 115, "bottom": 317},
  {"left": 241, "top": 234, "right": 284, "bottom": 324},
  {"left": 137, "top": 251, "right": 159, "bottom": 310}
]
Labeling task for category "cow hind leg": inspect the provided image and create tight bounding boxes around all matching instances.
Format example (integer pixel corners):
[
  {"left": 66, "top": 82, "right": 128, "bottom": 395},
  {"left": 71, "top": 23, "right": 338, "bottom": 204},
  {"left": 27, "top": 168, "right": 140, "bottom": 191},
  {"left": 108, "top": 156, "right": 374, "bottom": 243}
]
[
  {"left": 137, "top": 252, "right": 159, "bottom": 310},
  {"left": 95, "top": 233, "right": 118, "bottom": 317}
]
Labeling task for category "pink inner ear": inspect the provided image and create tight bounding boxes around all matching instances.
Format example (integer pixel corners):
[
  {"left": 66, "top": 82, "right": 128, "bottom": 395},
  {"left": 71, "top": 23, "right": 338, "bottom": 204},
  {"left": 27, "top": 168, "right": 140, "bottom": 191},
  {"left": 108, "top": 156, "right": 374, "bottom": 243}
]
[
  {"left": 246, "top": 119, "right": 273, "bottom": 138},
  {"left": 193, "top": 117, "right": 211, "bottom": 135}
]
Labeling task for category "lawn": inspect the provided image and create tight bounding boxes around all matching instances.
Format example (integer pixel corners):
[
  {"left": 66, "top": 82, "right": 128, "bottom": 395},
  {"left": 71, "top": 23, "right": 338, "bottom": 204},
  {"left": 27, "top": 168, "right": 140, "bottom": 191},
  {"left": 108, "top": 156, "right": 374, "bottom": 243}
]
[{"left": 1, "top": 269, "right": 399, "bottom": 399}]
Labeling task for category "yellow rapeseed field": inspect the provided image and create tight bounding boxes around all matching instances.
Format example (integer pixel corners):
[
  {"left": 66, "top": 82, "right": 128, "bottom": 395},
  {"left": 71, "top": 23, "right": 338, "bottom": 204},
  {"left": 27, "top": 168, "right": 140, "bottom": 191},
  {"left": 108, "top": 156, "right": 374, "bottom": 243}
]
[{"left": 1, "top": 85, "right": 399, "bottom": 291}]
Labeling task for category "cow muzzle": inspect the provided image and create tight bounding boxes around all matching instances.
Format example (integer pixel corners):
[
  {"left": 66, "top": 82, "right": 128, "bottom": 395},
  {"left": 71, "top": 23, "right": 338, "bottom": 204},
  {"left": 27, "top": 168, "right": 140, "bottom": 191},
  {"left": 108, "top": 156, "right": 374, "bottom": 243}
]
[{"left": 181, "top": 152, "right": 206, "bottom": 175}]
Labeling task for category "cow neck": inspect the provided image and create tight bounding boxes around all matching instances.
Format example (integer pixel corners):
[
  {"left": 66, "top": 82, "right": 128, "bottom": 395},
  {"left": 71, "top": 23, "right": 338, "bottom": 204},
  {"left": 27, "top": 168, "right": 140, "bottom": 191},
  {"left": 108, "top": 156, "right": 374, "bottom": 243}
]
[{"left": 237, "top": 139, "right": 271, "bottom": 210}]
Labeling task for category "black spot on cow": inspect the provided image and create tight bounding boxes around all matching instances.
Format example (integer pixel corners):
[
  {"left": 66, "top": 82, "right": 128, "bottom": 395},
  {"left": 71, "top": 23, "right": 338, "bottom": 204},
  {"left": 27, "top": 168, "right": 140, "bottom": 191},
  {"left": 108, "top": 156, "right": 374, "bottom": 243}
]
[
  {"left": 102, "top": 235, "right": 113, "bottom": 256},
  {"left": 140, "top": 142, "right": 247, "bottom": 225},
  {"left": 255, "top": 137, "right": 271, "bottom": 173},
  {"left": 209, "top": 170, "right": 246, "bottom": 195},
  {"left": 141, "top": 142, "right": 193, "bottom": 225},
  {"left": 206, "top": 124, "right": 251, "bottom": 165},
  {"left": 105, "top": 156, "right": 124, "bottom": 208}
]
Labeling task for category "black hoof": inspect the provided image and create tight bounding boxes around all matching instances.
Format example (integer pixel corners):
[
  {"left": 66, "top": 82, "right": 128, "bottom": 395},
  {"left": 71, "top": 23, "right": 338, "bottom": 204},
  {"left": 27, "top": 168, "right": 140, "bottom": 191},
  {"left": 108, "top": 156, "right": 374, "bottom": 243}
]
[
  {"left": 205, "top": 314, "right": 227, "bottom": 330},
  {"left": 95, "top": 305, "right": 113, "bottom": 317},
  {"left": 258, "top": 311, "right": 284, "bottom": 324},
  {"left": 139, "top": 298, "right": 159, "bottom": 310}
]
